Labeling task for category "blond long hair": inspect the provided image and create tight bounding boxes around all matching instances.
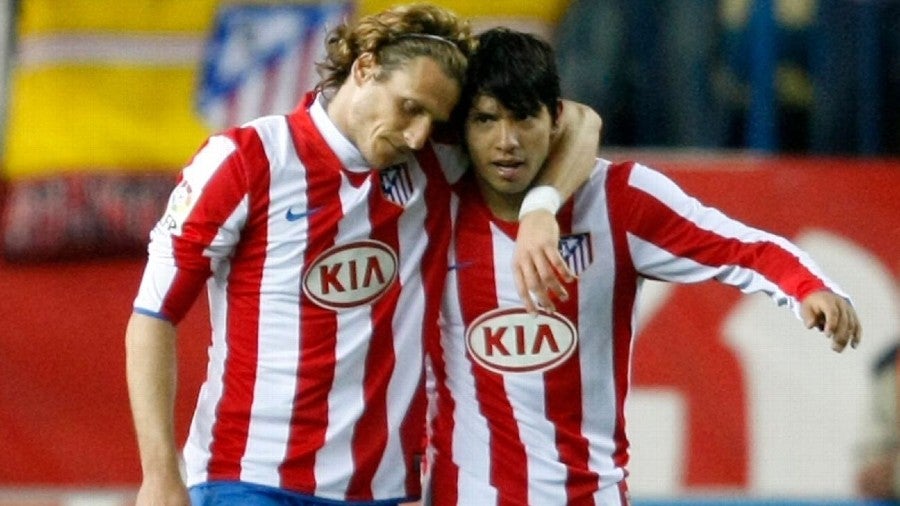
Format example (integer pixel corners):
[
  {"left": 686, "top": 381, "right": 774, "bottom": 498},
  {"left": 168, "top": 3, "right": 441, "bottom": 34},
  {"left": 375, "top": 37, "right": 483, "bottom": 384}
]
[{"left": 316, "top": 3, "right": 476, "bottom": 91}]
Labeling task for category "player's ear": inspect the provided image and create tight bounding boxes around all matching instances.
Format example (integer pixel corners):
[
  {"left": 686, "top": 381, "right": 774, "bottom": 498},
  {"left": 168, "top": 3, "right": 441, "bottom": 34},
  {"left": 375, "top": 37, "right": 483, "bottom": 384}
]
[
  {"left": 551, "top": 100, "right": 564, "bottom": 135},
  {"left": 352, "top": 52, "right": 379, "bottom": 84}
]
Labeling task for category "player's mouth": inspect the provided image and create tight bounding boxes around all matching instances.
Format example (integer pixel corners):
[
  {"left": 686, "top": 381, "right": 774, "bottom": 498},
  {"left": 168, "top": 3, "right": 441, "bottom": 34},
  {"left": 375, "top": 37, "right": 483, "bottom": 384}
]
[
  {"left": 383, "top": 141, "right": 410, "bottom": 164},
  {"left": 492, "top": 159, "right": 525, "bottom": 180}
]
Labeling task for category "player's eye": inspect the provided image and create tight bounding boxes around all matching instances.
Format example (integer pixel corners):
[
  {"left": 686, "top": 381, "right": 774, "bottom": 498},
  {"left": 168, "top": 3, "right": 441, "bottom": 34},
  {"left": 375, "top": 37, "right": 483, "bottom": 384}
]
[
  {"left": 470, "top": 113, "right": 495, "bottom": 124},
  {"left": 402, "top": 99, "right": 424, "bottom": 116}
]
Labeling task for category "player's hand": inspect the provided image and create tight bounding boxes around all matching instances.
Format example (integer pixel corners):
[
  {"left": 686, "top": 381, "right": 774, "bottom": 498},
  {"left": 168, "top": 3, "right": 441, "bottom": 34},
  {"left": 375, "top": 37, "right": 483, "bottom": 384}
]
[
  {"left": 800, "top": 289, "right": 861, "bottom": 352},
  {"left": 134, "top": 474, "right": 190, "bottom": 506},
  {"left": 513, "top": 209, "right": 574, "bottom": 314}
]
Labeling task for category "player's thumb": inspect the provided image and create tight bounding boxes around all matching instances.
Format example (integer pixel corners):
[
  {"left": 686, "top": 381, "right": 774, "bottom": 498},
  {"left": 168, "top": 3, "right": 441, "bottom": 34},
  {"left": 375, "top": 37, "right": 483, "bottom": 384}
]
[{"left": 801, "top": 304, "right": 817, "bottom": 329}]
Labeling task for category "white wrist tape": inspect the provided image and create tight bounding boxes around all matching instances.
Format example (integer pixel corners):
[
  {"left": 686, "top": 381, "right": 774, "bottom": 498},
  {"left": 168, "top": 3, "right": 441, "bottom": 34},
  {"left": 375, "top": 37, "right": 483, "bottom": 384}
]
[{"left": 519, "top": 185, "right": 562, "bottom": 218}]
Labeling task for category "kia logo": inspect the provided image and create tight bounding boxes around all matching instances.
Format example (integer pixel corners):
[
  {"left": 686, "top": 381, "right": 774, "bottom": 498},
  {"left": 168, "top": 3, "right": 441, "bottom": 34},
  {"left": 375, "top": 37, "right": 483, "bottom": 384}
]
[
  {"left": 303, "top": 240, "right": 398, "bottom": 310},
  {"left": 466, "top": 308, "right": 578, "bottom": 374}
]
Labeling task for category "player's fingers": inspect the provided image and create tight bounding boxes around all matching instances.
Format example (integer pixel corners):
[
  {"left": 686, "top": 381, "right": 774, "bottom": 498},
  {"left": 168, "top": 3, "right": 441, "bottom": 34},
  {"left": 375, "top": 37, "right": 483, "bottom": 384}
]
[
  {"left": 821, "top": 302, "right": 841, "bottom": 338},
  {"left": 800, "top": 304, "right": 828, "bottom": 337},
  {"left": 524, "top": 255, "right": 558, "bottom": 313},
  {"left": 829, "top": 301, "right": 853, "bottom": 352},
  {"left": 514, "top": 264, "right": 538, "bottom": 315},
  {"left": 518, "top": 259, "right": 557, "bottom": 313},
  {"left": 546, "top": 246, "right": 575, "bottom": 284},
  {"left": 528, "top": 274, "right": 557, "bottom": 313},
  {"left": 801, "top": 302, "right": 821, "bottom": 330},
  {"left": 828, "top": 307, "right": 845, "bottom": 352},
  {"left": 533, "top": 248, "right": 568, "bottom": 302},
  {"left": 847, "top": 305, "right": 862, "bottom": 349}
]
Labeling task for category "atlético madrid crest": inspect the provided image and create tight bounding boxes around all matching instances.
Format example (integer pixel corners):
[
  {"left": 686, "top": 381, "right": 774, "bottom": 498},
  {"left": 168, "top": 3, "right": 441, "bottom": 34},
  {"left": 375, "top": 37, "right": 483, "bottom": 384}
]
[
  {"left": 558, "top": 232, "right": 593, "bottom": 276},
  {"left": 380, "top": 164, "right": 414, "bottom": 207},
  {"left": 197, "top": 2, "right": 353, "bottom": 130}
]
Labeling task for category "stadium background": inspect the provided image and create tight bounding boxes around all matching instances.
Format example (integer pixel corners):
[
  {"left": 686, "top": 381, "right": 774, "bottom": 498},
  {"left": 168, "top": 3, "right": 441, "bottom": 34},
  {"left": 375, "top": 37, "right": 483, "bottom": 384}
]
[{"left": 0, "top": 0, "right": 897, "bottom": 505}]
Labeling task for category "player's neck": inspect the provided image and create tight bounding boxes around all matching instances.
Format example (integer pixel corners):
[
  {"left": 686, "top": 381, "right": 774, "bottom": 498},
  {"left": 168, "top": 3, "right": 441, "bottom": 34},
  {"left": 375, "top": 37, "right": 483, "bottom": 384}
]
[
  {"left": 325, "top": 85, "right": 353, "bottom": 141},
  {"left": 475, "top": 176, "right": 523, "bottom": 222}
]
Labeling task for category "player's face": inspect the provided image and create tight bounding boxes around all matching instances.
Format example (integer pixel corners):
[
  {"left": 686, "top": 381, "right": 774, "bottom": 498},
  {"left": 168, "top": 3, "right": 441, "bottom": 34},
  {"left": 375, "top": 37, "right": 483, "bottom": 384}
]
[
  {"left": 465, "top": 95, "right": 554, "bottom": 210},
  {"left": 347, "top": 55, "right": 460, "bottom": 169}
]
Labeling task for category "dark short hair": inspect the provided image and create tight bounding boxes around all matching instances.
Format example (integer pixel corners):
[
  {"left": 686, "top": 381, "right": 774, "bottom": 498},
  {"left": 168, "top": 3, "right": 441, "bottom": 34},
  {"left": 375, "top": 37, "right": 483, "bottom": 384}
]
[{"left": 456, "top": 27, "right": 561, "bottom": 126}]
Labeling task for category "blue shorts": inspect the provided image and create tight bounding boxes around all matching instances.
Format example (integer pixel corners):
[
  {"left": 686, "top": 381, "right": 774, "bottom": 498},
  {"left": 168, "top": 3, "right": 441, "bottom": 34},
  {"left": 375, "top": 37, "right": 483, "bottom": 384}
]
[{"left": 188, "top": 481, "right": 410, "bottom": 506}]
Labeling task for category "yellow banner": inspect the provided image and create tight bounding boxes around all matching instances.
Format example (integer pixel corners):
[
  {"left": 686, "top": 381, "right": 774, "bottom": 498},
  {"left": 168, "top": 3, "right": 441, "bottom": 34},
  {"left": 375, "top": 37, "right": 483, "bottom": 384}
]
[
  {"left": 18, "top": 0, "right": 216, "bottom": 34},
  {"left": 3, "top": 0, "right": 219, "bottom": 178}
]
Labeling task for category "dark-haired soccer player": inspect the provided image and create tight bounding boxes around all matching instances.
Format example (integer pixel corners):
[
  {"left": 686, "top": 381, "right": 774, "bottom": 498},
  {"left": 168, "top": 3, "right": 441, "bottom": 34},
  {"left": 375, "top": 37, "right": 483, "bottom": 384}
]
[{"left": 427, "top": 27, "right": 860, "bottom": 505}]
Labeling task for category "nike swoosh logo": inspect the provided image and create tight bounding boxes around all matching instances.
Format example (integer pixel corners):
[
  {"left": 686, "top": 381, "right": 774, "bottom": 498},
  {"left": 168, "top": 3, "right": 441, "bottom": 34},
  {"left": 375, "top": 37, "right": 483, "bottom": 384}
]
[
  {"left": 448, "top": 261, "right": 473, "bottom": 271},
  {"left": 285, "top": 206, "right": 319, "bottom": 222}
]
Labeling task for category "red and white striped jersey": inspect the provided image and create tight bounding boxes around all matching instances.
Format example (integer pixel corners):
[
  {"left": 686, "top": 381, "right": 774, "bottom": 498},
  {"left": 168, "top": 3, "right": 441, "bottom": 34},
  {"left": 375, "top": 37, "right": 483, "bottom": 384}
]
[
  {"left": 133, "top": 92, "right": 464, "bottom": 502},
  {"left": 428, "top": 160, "right": 847, "bottom": 506}
]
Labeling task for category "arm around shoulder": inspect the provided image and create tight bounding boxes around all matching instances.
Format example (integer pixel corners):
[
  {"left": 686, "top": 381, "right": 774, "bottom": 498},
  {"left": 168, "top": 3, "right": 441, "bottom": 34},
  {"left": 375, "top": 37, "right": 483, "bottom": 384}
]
[{"left": 534, "top": 100, "right": 602, "bottom": 201}]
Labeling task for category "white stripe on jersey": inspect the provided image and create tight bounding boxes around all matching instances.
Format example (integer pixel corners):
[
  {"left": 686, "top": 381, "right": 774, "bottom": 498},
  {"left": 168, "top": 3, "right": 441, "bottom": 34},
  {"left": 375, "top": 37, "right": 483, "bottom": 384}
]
[
  {"left": 570, "top": 167, "right": 624, "bottom": 491},
  {"left": 313, "top": 171, "right": 377, "bottom": 494},
  {"left": 238, "top": 115, "right": 308, "bottom": 487},
  {"left": 443, "top": 218, "right": 497, "bottom": 506}
]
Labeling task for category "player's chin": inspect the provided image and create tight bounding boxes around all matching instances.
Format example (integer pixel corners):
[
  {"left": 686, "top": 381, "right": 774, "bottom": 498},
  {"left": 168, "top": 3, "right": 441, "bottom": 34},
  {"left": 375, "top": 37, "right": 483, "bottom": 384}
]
[
  {"left": 495, "top": 177, "right": 530, "bottom": 195},
  {"left": 373, "top": 147, "right": 408, "bottom": 169}
]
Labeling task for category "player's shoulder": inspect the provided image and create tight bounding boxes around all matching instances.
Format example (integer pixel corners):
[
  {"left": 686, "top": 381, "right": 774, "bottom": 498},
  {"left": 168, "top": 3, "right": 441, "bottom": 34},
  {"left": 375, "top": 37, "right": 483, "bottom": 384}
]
[
  {"left": 240, "top": 114, "right": 292, "bottom": 141},
  {"left": 207, "top": 114, "right": 288, "bottom": 156},
  {"left": 574, "top": 159, "right": 677, "bottom": 207},
  {"left": 581, "top": 158, "right": 647, "bottom": 190}
]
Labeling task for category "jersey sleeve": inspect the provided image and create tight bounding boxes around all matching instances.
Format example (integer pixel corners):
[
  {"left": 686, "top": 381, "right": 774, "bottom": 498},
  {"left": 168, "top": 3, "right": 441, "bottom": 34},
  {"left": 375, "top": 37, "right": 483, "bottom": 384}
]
[
  {"left": 133, "top": 132, "right": 250, "bottom": 324},
  {"left": 620, "top": 162, "right": 849, "bottom": 317}
]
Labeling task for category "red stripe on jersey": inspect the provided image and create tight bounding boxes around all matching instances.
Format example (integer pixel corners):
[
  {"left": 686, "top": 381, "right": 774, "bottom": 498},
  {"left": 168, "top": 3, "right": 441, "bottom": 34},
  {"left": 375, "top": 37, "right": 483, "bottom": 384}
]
[
  {"left": 401, "top": 374, "right": 428, "bottom": 494},
  {"left": 408, "top": 144, "right": 452, "bottom": 494},
  {"left": 627, "top": 181, "right": 827, "bottom": 301},
  {"left": 429, "top": 353, "right": 458, "bottom": 506},
  {"left": 280, "top": 96, "right": 345, "bottom": 491},
  {"left": 346, "top": 167, "right": 405, "bottom": 499},
  {"left": 206, "top": 126, "right": 272, "bottom": 480},
  {"left": 605, "top": 163, "right": 640, "bottom": 471},
  {"left": 543, "top": 202, "right": 599, "bottom": 503},
  {"left": 159, "top": 268, "right": 211, "bottom": 324},
  {"left": 427, "top": 165, "right": 459, "bottom": 506},
  {"left": 455, "top": 183, "right": 529, "bottom": 506},
  {"left": 618, "top": 479, "right": 631, "bottom": 506},
  {"left": 429, "top": 329, "right": 458, "bottom": 506}
]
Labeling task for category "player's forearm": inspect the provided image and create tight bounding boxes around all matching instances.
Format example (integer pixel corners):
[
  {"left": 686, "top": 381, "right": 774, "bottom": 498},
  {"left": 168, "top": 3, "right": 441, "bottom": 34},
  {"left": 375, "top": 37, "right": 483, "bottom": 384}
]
[
  {"left": 534, "top": 100, "right": 601, "bottom": 200},
  {"left": 125, "top": 312, "right": 183, "bottom": 480}
]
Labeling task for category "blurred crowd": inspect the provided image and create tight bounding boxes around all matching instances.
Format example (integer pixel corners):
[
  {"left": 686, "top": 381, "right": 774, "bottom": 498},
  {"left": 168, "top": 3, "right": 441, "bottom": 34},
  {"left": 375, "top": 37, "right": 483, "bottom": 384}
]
[
  {"left": 554, "top": 0, "right": 900, "bottom": 154},
  {"left": 361, "top": 0, "right": 900, "bottom": 154}
]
